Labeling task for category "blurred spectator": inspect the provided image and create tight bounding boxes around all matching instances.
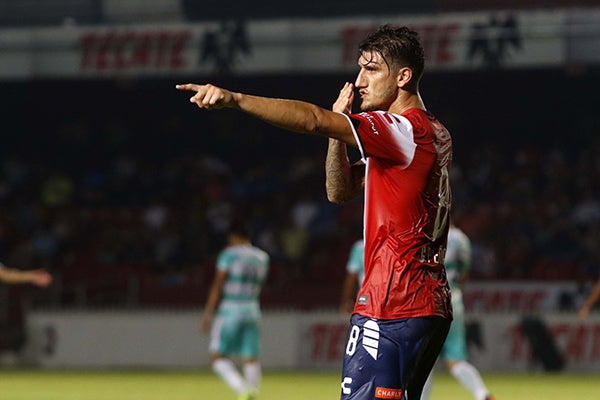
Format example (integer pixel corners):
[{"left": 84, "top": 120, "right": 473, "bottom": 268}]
[{"left": 41, "top": 171, "right": 73, "bottom": 207}]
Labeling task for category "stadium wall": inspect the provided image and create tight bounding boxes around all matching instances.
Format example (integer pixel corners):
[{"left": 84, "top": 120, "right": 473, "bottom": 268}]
[
  {"left": 17, "top": 310, "right": 600, "bottom": 372},
  {"left": 1, "top": 8, "right": 600, "bottom": 80}
]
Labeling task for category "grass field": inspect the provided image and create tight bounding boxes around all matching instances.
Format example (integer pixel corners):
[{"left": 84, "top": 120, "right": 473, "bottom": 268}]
[{"left": 1, "top": 369, "right": 599, "bottom": 400}]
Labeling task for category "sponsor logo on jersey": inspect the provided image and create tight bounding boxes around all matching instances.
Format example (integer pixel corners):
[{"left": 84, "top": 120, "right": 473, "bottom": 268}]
[
  {"left": 360, "top": 112, "right": 379, "bottom": 135},
  {"left": 357, "top": 294, "right": 369, "bottom": 305},
  {"left": 341, "top": 377, "right": 353, "bottom": 395},
  {"left": 375, "top": 387, "right": 403, "bottom": 399}
]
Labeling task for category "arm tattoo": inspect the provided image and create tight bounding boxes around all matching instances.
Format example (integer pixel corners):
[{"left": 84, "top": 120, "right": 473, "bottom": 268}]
[{"left": 326, "top": 139, "right": 364, "bottom": 203}]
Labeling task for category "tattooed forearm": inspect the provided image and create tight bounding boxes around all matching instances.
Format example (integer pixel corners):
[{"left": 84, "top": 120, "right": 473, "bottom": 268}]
[{"left": 326, "top": 138, "right": 364, "bottom": 203}]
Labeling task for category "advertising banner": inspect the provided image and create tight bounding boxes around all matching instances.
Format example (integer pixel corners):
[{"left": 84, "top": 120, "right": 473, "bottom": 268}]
[
  {"left": 463, "top": 281, "right": 582, "bottom": 312},
  {"left": 0, "top": 10, "right": 572, "bottom": 79}
]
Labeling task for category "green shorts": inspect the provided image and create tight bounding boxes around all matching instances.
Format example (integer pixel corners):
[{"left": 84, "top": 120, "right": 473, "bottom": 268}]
[
  {"left": 439, "top": 291, "right": 467, "bottom": 361},
  {"left": 209, "top": 315, "right": 261, "bottom": 358}
]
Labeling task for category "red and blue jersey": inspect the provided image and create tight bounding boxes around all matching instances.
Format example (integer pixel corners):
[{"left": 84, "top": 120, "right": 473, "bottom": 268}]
[{"left": 343, "top": 108, "right": 453, "bottom": 320}]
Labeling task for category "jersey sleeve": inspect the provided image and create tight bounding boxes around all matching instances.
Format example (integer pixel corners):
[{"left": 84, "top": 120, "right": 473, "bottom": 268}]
[
  {"left": 345, "top": 111, "right": 417, "bottom": 166},
  {"left": 216, "top": 250, "right": 236, "bottom": 272}
]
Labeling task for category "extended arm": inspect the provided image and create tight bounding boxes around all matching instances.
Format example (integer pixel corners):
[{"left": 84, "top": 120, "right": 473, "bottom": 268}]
[
  {"left": 0, "top": 264, "right": 52, "bottom": 287},
  {"left": 578, "top": 279, "right": 600, "bottom": 320},
  {"left": 325, "top": 82, "right": 365, "bottom": 203},
  {"left": 339, "top": 272, "right": 359, "bottom": 315},
  {"left": 176, "top": 83, "right": 357, "bottom": 145}
]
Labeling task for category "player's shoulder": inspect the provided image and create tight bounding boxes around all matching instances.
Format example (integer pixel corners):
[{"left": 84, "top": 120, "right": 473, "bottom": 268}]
[
  {"left": 237, "top": 244, "right": 270, "bottom": 265},
  {"left": 221, "top": 244, "right": 251, "bottom": 259},
  {"left": 351, "top": 110, "right": 407, "bottom": 126},
  {"left": 401, "top": 108, "right": 442, "bottom": 132},
  {"left": 352, "top": 239, "right": 364, "bottom": 249},
  {"left": 252, "top": 245, "right": 270, "bottom": 262},
  {"left": 449, "top": 226, "right": 470, "bottom": 244}
]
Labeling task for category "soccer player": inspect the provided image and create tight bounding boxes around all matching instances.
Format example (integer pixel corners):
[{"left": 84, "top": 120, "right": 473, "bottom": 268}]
[
  {"left": 178, "top": 25, "right": 452, "bottom": 400},
  {"left": 0, "top": 261, "right": 52, "bottom": 287},
  {"left": 420, "top": 223, "right": 495, "bottom": 400},
  {"left": 200, "top": 217, "right": 270, "bottom": 400},
  {"left": 339, "top": 239, "right": 364, "bottom": 315}
]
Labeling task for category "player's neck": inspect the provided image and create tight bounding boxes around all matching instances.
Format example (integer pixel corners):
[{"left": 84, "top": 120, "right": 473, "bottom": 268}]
[
  {"left": 229, "top": 237, "right": 250, "bottom": 246},
  {"left": 388, "top": 91, "right": 425, "bottom": 114}
]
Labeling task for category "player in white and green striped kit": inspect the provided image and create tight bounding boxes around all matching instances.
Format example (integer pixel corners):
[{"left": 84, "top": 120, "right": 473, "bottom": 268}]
[
  {"left": 421, "top": 223, "right": 495, "bottom": 400},
  {"left": 201, "top": 218, "right": 270, "bottom": 400},
  {"left": 339, "top": 239, "right": 365, "bottom": 314}
]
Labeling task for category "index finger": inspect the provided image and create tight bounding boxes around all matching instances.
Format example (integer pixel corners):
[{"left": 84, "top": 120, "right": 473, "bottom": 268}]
[{"left": 175, "top": 83, "right": 201, "bottom": 92}]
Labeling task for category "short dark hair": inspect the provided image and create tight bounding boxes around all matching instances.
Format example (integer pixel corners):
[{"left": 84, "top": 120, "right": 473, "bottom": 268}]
[
  {"left": 228, "top": 216, "right": 251, "bottom": 239},
  {"left": 359, "top": 25, "right": 425, "bottom": 82}
]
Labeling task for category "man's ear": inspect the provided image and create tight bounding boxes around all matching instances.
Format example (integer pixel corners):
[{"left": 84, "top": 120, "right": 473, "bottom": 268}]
[{"left": 396, "top": 66, "right": 413, "bottom": 88}]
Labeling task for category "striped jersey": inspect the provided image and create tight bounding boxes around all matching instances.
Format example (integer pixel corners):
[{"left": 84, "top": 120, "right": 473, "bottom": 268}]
[
  {"left": 346, "top": 239, "right": 365, "bottom": 287},
  {"left": 216, "top": 244, "right": 270, "bottom": 319},
  {"left": 445, "top": 226, "right": 472, "bottom": 293}
]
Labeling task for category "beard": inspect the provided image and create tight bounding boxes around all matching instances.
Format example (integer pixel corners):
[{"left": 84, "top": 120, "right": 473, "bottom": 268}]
[
  {"left": 359, "top": 97, "right": 390, "bottom": 112},
  {"left": 359, "top": 102, "right": 375, "bottom": 112},
  {"left": 359, "top": 98, "right": 378, "bottom": 112}
]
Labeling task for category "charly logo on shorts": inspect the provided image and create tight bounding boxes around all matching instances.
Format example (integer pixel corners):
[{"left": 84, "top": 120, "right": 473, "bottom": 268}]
[
  {"left": 362, "top": 319, "right": 379, "bottom": 360},
  {"left": 375, "top": 387, "right": 403, "bottom": 399}
]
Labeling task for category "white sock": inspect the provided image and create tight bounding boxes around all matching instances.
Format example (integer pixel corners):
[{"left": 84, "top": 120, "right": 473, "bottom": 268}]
[
  {"left": 420, "top": 372, "right": 434, "bottom": 400},
  {"left": 212, "top": 358, "right": 248, "bottom": 394},
  {"left": 243, "top": 361, "right": 262, "bottom": 392},
  {"left": 450, "top": 361, "right": 489, "bottom": 400}
]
